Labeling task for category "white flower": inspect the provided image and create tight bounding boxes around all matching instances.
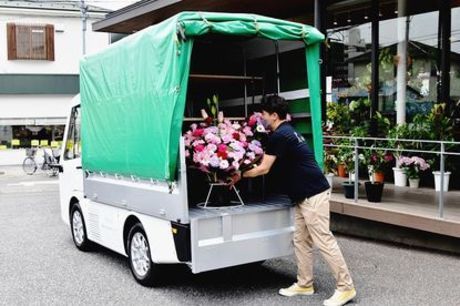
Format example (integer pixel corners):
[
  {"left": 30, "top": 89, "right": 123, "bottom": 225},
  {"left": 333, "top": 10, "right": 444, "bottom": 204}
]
[
  {"left": 256, "top": 124, "right": 266, "bottom": 133},
  {"left": 232, "top": 123, "right": 241, "bottom": 130},
  {"left": 219, "top": 160, "right": 229, "bottom": 170}
]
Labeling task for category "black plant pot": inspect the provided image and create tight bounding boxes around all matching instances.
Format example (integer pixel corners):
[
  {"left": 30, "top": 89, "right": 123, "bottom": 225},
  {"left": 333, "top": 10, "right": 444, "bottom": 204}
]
[
  {"left": 342, "top": 182, "right": 359, "bottom": 199},
  {"left": 365, "top": 182, "right": 384, "bottom": 203}
]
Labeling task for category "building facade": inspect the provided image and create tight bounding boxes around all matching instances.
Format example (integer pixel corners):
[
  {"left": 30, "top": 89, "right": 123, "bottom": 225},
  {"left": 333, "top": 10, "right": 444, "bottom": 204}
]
[{"left": 0, "top": 0, "right": 110, "bottom": 162}]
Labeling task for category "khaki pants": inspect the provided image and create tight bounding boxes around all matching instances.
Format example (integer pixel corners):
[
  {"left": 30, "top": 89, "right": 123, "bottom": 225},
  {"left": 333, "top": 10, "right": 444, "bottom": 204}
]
[{"left": 294, "top": 189, "right": 354, "bottom": 291}]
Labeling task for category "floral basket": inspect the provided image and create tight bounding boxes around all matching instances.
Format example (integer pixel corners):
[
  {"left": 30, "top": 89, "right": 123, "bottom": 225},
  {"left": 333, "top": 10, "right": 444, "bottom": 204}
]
[{"left": 183, "top": 111, "right": 267, "bottom": 208}]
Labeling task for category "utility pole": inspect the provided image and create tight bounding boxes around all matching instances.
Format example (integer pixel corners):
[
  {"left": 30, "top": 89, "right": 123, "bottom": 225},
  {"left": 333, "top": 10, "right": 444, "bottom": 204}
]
[{"left": 79, "top": 0, "right": 88, "bottom": 55}]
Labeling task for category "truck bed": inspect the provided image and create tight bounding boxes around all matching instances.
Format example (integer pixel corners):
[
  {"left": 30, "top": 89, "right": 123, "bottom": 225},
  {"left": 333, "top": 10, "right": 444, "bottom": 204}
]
[{"left": 188, "top": 194, "right": 294, "bottom": 273}]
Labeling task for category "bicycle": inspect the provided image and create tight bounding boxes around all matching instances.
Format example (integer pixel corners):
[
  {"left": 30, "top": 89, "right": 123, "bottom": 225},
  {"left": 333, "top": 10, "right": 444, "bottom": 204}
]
[{"left": 23, "top": 147, "right": 61, "bottom": 176}]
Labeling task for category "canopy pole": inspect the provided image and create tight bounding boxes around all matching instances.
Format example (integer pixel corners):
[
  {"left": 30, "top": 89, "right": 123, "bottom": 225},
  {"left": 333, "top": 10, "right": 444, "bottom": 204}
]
[
  {"left": 243, "top": 47, "right": 248, "bottom": 118},
  {"left": 275, "top": 41, "right": 281, "bottom": 94}
]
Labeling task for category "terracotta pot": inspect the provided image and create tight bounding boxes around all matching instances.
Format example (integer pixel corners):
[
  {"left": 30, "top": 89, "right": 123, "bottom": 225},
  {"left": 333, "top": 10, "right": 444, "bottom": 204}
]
[
  {"left": 373, "top": 171, "right": 385, "bottom": 183},
  {"left": 337, "top": 164, "right": 347, "bottom": 178}
]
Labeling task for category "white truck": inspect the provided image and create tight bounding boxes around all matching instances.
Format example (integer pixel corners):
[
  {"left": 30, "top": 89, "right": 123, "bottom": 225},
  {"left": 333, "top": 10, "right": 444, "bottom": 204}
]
[{"left": 56, "top": 12, "right": 324, "bottom": 287}]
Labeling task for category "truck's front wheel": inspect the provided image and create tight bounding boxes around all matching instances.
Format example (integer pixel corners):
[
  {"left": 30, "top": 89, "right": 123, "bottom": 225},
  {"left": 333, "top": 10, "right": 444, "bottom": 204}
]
[{"left": 127, "top": 224, "right": 159, "bottom": 287}]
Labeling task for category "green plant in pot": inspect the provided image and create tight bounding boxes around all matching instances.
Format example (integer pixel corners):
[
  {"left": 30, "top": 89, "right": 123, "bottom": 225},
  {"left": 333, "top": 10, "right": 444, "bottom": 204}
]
[
  {"left": 324, "top": 150, "right": 338, "bottom": 188},
  {"left": 339, "top": 145, "right": 364, "bottom": 199},
  {"left": 388, "top": 124, "right": 410, "bottom": 187},
  {"left": 426, "top": 103, "right": 455, "bottom": 192}
]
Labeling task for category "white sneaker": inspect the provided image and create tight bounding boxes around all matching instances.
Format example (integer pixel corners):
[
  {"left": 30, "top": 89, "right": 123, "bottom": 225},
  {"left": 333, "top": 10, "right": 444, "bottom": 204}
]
[
  {"left": 323, "top": 288, "right": 357, "bottom": 306},
  {"left": 278, "top": 283, "right": 315, "bottom": 297}
]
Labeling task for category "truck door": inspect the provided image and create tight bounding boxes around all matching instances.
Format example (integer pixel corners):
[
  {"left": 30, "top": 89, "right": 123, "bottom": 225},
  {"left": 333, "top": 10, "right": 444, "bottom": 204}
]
[{"left": 59, "top": 102, "right": 83, "bottom": 224}]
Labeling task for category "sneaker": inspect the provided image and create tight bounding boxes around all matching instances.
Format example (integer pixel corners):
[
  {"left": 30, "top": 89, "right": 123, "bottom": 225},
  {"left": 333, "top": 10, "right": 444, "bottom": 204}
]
[
  {"left": 278, "top": 283, "right": 315, "bottom": 297},
  {"left": 323, "top": 288, "right": 357, "bottom": 306}
]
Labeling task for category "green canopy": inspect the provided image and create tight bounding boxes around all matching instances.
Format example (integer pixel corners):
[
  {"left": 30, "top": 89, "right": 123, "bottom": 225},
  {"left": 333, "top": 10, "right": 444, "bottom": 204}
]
[{"left": 80, "top": 11, "right": 325, "bottom": 181}]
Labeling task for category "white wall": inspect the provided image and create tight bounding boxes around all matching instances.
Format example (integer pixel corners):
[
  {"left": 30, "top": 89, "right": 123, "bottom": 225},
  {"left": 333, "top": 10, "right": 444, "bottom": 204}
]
[
  {"left": 0, "top": 94, "right": 73, "bottom": 123},
  {"left": 0, "top": 8, "right": 110, "bottom": 74}
]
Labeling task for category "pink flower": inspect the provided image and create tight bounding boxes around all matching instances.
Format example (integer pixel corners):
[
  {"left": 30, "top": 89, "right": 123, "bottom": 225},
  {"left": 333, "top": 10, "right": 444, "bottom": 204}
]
[
  {"left": 192, "top": 128, "right": 204, "bottom": 137},
  {"left": 246, "top": 152, "right": 256, "bottom": 160},
  {"left": 248, "top": 116, "right": 257, "bottom": 127},
  {"left": 192, "top": 140, "right": 205, "bottom": 146},
  {"left": 222, "top": 134, "right": 232, "bottom": 144},
  {"left": 218, "top": 144, "right": 227, "bottom": 153},
  {"left": 243, "top": 126, "right": 253, "bottom": 136},
  {"left": 206, "top": 144, "right": 217, "bottom": 152},
  {"left": 195, "top": 144, "right": 205, "bottom": 152}
]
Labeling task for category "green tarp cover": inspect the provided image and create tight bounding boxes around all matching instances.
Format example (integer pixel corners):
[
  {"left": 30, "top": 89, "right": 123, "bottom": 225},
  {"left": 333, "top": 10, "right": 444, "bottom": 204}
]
[{"left": 80, "top": 11, "right": 325, "bottom": 181}]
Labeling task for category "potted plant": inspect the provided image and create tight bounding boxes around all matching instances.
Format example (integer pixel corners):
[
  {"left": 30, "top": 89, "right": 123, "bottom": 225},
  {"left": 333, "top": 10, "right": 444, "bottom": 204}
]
[
  {"left": 324, "top": 151, "right": 338, "bottom": 188},
  {"left": 340, "top": 151, "right": 364, "bottom": 199},
  {"left": 399, "top": 156, "right": 430, "bottom": 188},
  {"left": 393, "top": 152, "right": 408, "bottom": 187},
  {"left": 388, "top": 124, "right": 410, "bottom": 187},
  {"left": 365, "top": 148, "right": 394, "bottom": 183},
  {"left": 426, "top": 103, "right": 455, "bottom": 192}
]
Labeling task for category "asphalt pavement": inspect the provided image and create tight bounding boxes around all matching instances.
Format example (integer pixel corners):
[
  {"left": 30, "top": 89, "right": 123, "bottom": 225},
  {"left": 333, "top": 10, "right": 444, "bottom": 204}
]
[{"left": 1, "top": 166, "right": 459, "bottom": 306}]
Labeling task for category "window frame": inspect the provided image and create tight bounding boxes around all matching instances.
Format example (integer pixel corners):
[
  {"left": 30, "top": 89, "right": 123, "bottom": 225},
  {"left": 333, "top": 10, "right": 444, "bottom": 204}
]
[
  {"left": 7, "top": 23, "right": 55, "bottom": 61},
  {"left": 64, "top": 105, "right": 81, "bottom": 161}
]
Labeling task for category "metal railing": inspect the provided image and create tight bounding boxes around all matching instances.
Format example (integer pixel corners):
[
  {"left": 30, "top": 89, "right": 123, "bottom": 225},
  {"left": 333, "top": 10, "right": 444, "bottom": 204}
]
[{"left": 323, "top": 135, "right": 460, "bottom": 218}]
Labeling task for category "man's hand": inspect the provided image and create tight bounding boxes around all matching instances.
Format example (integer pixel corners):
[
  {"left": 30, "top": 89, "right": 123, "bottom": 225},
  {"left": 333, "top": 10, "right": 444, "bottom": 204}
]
[{"left": 227, "top": 171, "right": 242, "bottom": 190}]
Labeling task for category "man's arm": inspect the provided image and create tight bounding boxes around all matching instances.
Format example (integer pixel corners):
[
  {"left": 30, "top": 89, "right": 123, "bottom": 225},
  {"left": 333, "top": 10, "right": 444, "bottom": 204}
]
[{"left": 242, "top": 154, "right": 277, "bottom": 178}]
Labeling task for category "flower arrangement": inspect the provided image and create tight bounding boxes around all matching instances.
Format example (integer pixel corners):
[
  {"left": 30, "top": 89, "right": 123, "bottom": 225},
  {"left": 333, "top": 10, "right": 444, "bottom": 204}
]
[
  {"left": 398, "top": 156, "right": 430, "bottom": 179},
  {"left": 183, "top": 110, "right": 265, "bottom": 183}
]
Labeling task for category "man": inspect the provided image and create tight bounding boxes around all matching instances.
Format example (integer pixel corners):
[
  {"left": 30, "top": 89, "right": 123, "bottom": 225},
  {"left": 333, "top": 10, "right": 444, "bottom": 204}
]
[{"left": 230, "top": 95, "right": 356, "bottom": 306}]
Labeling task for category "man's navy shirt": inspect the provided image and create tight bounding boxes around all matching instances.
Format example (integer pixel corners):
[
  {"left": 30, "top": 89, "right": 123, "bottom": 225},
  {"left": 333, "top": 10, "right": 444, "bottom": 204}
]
[{"left": 265, "top": 121, "right": 330, "bottom": 202}]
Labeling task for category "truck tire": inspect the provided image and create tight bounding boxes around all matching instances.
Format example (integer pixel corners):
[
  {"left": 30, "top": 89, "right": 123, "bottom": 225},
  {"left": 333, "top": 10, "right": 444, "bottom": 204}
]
[
  {"left": 127, "top": 223, "right": 159, "bottom": 287},
  {"left": 70, "top": 204, "right": 92, "bottom": 251}
]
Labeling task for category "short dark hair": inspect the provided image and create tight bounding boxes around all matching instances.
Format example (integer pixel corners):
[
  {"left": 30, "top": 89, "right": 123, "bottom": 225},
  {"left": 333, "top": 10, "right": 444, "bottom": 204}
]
[{"left": 261, "top": 94, "right": 288, "bottom": 120}]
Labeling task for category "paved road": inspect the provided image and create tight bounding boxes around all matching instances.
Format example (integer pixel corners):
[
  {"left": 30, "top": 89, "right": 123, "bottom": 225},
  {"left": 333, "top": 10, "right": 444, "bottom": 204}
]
[{"left": 1, "top": 166, "right": 459, "bottom": 306}]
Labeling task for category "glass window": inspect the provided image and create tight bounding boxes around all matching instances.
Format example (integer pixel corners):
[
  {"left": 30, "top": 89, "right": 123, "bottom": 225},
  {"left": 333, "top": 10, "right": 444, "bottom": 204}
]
[
  {"left": 450, "top": 6, "right": 460, "bottom": 102},
  {"left": 327, "top": 13, "right": 372, "bottom": 105},
  {"left": 378, "top": 0, "right": 439, "bottom": 121},
  {"left": 64, "top": 106, "right": 81, "bottom": 160}
]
